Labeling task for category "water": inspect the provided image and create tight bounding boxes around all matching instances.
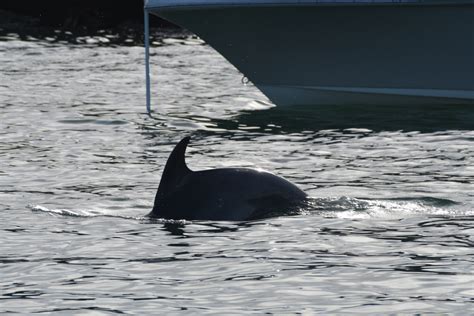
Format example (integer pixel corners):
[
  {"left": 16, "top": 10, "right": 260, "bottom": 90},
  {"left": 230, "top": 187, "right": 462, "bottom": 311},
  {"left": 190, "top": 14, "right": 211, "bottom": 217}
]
[{"left": 1, "top": 35, "right": 473, "bottom": 314}]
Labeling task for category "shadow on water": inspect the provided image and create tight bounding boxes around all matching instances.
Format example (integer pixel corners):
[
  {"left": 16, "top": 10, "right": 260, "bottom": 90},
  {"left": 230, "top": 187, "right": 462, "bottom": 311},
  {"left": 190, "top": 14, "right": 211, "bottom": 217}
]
[
  {"left": 213, "top": 103, "right": 474, "bottom": 134},
  {"left": 155, "top": 219, "right": 268, "bottom": 237},
  {"left": 142, "top": 103, "right": 474, "bottom": 139}
]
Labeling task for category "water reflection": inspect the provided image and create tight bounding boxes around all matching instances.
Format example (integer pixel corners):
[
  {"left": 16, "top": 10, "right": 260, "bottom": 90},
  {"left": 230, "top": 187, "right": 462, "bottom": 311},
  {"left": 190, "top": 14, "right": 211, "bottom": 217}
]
[
  {"left": 142, "top": 103, "right": 474, "bottom": 140},
  {"left": 161, "top": 221, "right": 186, "bottom": 236},
  {"left": 157, "top": 219, "right": 268, "bottom": 236}
]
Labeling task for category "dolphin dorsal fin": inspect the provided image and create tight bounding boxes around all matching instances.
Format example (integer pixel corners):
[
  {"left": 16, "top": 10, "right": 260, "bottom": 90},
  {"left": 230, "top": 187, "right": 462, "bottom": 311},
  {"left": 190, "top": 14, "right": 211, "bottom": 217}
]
[{"left": 156, "top": 137, "right": 192, "bottom": 197}]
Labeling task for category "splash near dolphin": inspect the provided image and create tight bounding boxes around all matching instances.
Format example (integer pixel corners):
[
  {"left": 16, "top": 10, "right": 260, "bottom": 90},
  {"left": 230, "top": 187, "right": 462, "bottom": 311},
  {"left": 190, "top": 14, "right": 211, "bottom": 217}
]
[{"left": 149, "top": 137, "right": 307, "bottom": 221}]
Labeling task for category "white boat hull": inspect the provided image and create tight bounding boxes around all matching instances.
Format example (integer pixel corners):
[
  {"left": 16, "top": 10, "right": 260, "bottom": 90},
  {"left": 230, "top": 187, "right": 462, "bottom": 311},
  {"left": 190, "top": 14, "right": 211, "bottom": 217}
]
[{"left": 146, "top": 1, "right": 474, "bottom": 106}]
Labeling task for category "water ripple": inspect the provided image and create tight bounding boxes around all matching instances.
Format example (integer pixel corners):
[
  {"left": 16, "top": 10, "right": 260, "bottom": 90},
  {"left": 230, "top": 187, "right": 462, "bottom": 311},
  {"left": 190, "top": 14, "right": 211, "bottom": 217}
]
[{"left": 1, "top": 38, "right": 473, "bottom": 314}]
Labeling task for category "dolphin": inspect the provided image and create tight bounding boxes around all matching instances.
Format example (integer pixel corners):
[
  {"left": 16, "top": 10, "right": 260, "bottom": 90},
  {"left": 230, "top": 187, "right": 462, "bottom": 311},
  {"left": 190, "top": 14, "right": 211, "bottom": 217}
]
[{"left": 149, "top": 137, "right": 307, "bottom": 221}]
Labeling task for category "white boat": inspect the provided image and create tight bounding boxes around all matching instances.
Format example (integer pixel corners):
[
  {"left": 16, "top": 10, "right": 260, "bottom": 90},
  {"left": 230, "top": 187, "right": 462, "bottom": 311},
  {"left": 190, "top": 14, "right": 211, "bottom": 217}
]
[{"left": 143, "top": 0, "right": 474, "bottom": 109}]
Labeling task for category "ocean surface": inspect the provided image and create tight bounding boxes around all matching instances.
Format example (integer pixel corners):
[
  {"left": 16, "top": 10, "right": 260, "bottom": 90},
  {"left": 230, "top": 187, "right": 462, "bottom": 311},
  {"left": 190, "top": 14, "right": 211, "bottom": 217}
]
[{"left": 1, "top": 33, "right": 473, "bottom": 315}]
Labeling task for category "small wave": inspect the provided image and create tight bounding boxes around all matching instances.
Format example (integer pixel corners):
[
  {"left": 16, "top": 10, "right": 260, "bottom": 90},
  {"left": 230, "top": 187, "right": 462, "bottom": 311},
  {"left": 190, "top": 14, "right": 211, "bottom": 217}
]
[
  {"left": 30, "top": 197, "right": 472, "bottom": 223},
  {"left": 308, "top": 197, "right": 472, "bottom": 219},
  {"left": 30, "top": 205, "right": 145, "bottom": 220}
]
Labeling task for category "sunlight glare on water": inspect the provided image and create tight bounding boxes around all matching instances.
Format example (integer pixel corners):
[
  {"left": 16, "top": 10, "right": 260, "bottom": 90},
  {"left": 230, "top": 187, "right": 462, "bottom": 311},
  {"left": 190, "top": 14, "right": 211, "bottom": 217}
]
[{"left": 1, "top": 36, "right": 473, "bottom": 314}]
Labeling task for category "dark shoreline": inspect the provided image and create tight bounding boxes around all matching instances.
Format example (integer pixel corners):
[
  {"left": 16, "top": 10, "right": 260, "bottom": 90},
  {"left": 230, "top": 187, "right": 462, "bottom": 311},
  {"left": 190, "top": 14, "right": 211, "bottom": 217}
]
[
  {"left": 0, "top": 6, "right": 185, "bottom": 46},
  {"left": 1, "top": 1, "right": 174, "bottom": 29}
]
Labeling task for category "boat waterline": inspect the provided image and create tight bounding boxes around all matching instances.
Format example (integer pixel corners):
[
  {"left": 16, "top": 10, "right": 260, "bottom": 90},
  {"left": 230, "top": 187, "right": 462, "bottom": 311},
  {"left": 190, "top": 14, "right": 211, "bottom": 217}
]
[{"left": 258, "top": 85, "right": 474, "bottom": 106}]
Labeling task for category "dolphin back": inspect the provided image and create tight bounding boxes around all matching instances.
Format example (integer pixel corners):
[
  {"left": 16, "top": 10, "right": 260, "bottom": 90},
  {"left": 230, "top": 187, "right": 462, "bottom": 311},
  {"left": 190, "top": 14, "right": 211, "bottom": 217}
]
[{"left": 149, "top": 137, "right": 307, "bottom": 221}]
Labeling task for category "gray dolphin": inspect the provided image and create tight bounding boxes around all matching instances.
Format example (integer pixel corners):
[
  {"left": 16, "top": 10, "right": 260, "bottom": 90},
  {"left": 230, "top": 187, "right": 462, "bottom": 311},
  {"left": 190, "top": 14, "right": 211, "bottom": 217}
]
[{"left": 149, "top": 137, "right": 307, "bottom": 221}]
